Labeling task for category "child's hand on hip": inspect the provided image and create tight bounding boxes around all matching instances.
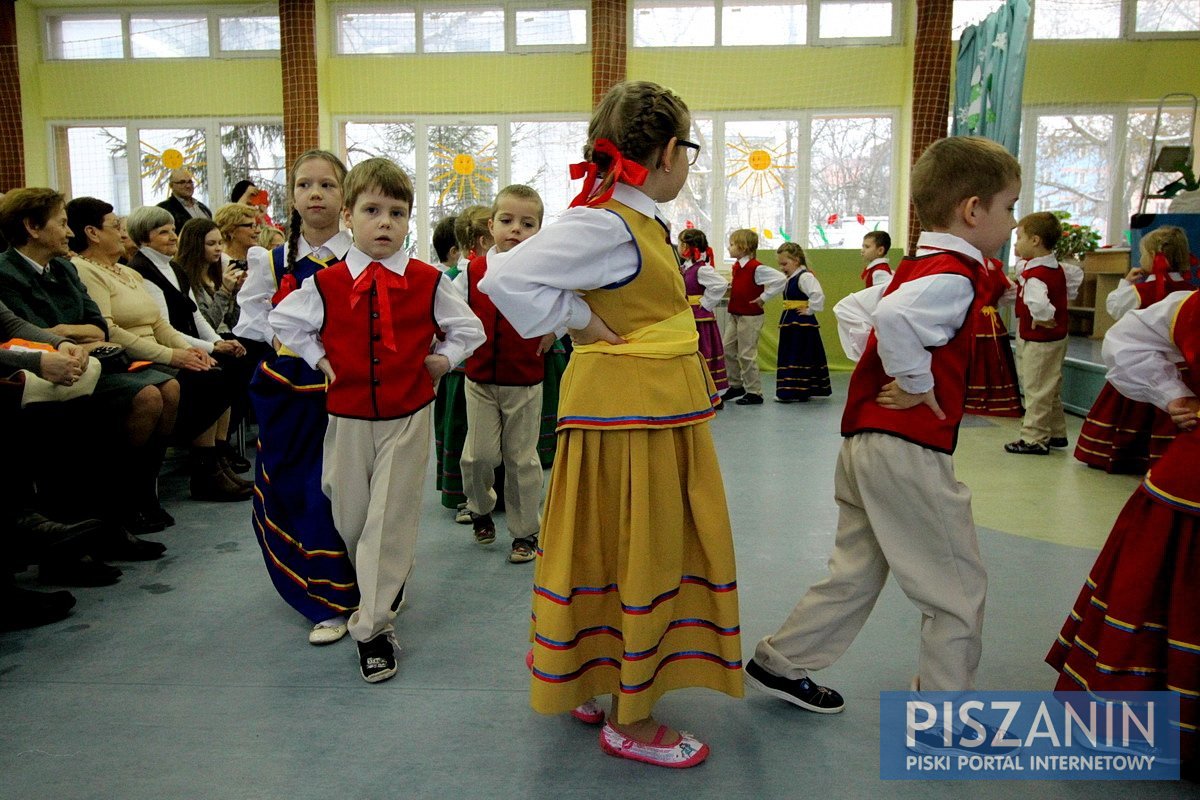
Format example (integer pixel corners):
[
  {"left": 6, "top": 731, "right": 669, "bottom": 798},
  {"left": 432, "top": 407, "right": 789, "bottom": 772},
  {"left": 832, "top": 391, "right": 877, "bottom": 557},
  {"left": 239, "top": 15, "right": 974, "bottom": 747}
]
[
  {"left": 425, "top": 354, "right": 451, "bottom": 381},
  {"left": 1166, "top": 396, "right": 1200, "bottom": 431},
  {"left": 569, "top": 312, "right": 625, "bottom": 346},
  {"left": 876, "top": 380, "right": 946, "bottom": 420},
  {"left": 536, "top": 333, "right": 557, "bottom": 356},
  {"left": 317, "top": 357, "right": 336, "bottom": 382}
]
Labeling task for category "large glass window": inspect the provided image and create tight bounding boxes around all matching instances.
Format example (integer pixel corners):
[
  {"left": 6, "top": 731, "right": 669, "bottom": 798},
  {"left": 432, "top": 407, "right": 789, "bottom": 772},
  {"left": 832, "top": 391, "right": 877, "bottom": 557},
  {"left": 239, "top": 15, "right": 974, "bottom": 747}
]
[
  {"left": 510, "top": 121, "right": 589, "bottom": 219},
  {"left": 1030, "top": 114, "right": 1115, "bottom": 239},
  {"left": 220, "top": 124, "right": 287, "bottom": 222},
  {"left": 427, "top": 124, "right": 500, "bottom": 221},
  {"left": 722, "top": 3, "right": 807, "bottom": 46},
  {"left": 724, "top": 120, "right": 802, "bottom": 247},
  {"left": 1033, "top": 0, "right": 1121, "bottom": 39},
  {"left": 1135, "top": 0, "right": 1200, "bottom": 33},
  {"left": 424, "top": 8, "right": 506, "bottom": 52},
  {"left": 817, "top": 0, "right": 894, "bottom": 39},
  {"left": 633, "top": 2, "right": 716, "bottom": 46},
  {"left": 808, "top": 115, "right": 893, "bottom": 249},
  {"left": 138, "top": 128, "right": 209, "bottom": 207},
  {"left": 337, "top": 11, "right": 418, "bottom": 54},
  {"left": 218, "top": 16, "right": 282, "bottom": 52},
  {"left": 660, "top": 118, "right": 715, "bottom": 235},
  {"left": 48, "top": 16, "right": 124, "bottom": 60},
  {"left": 130, "top": 16, "right": 209, "bottom": 58},
  {"left": 56, "top": 127, "right": 131, "bottom": 212},
  {"left": 514, "top": 8, "right": 588, "bottom": 46}
]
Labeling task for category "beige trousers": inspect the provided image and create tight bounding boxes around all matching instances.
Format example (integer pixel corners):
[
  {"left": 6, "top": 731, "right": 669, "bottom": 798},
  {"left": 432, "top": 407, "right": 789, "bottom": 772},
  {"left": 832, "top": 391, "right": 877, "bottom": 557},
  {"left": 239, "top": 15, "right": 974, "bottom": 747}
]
[
  {"left": 754, "top": 433, "right": 987, "bottom": 692},
  {"left": 1016, "top": 336, "right": 1068, "bottom": 444},
  {"left": 723, "top": 313, "right": 765, "bottom": 395},
  {"left": 461, "top": 380, "right": 544, "bottom": 539},
  {"left": 322, "top": 409, "right": 431, "bottom": 643}
]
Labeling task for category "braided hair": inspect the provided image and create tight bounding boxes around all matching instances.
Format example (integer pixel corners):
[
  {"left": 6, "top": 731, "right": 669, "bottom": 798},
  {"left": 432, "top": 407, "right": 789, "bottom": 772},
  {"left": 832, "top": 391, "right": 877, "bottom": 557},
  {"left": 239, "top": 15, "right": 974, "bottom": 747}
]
[
  {"left": 585, "top": 81, "right": 690, "bottom": 172},
  {"left": 284, "top": 150, "right": 348, "bottom": 277}
]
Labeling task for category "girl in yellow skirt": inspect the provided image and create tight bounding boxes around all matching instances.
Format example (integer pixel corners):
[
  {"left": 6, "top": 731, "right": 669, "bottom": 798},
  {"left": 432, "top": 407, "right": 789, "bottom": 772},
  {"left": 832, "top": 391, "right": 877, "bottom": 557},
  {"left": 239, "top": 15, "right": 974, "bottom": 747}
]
[{"left": 480, "top": 81, "right": 742, "bottom": 769}]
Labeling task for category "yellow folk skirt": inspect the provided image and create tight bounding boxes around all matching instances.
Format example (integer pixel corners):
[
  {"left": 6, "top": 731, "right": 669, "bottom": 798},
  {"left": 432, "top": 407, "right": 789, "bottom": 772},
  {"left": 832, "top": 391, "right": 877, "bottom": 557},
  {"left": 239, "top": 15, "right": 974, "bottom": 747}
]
[{"left": 529, "top": 422, "right": 743, "bottom": 724}]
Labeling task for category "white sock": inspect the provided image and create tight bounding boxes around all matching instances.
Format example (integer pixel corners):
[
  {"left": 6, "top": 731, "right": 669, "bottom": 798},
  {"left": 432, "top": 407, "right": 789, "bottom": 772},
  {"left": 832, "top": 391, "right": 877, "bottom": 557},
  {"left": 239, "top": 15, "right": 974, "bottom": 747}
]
[{"left": 314, "top": 616, "right": 346, "bottom": 629}]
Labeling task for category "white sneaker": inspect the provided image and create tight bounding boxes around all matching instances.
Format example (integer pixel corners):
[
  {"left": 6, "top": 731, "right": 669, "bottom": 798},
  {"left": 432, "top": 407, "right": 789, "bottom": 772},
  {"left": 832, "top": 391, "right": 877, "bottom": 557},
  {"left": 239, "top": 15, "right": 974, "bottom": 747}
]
[
  {"left": 308, "top": 618, "right": 348, "bottom": 645},
  {"left": 454, "top": 504, "right": 472, "bottom": 524}
]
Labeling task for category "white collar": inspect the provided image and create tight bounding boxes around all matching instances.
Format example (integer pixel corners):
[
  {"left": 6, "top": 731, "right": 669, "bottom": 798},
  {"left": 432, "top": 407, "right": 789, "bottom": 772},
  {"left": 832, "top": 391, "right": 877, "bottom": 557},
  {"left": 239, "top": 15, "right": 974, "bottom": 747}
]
[
  {"left": 736, "top": 255, "right": 753, "bottom": 267},
  {"left": 915, "top": 232, "right": 983, "bottom": 267},
  {"left": 611, "top": 183, "right": 663, "bottom": 224},
  {"left": 344, "top": 245, "right": 408, "bottom": 279},
  {"left": 1020, "top": 254, "right": 1059, "bottom": 271},
  {"left": 867, "top": 257, "right": 890, "bottom": 269},
  {"left": 139, "top": 245, "right": 174, "bottom": 271},
  {"left": 173, "top": 193, "right": 196, "bottom": 207},
  {"left": 297, "top": 229, "right": 352, "bottom": 261},
  {"left": 15, "top": 249, "right": 47, "bottom": 275}
]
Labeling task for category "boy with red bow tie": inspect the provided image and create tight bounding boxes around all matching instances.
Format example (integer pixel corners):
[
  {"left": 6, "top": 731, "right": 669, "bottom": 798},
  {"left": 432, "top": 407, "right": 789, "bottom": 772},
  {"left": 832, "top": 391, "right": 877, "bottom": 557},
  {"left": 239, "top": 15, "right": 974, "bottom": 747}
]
[{"left": 270, "top": 158, "right": 484, "bottom": 683}]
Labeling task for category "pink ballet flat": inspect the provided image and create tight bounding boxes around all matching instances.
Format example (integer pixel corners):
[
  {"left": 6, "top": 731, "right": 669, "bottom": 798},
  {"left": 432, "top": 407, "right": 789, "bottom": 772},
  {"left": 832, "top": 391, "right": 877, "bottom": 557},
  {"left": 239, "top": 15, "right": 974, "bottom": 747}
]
[
  {"left": 525, "top": 648, "right": 534, "bottom": 671},
  {"left": 598, "top": 721, "right": 709, "bottom": 768},
  {"left": 570, "top": 699, "right": 605, "bottom": 725}
]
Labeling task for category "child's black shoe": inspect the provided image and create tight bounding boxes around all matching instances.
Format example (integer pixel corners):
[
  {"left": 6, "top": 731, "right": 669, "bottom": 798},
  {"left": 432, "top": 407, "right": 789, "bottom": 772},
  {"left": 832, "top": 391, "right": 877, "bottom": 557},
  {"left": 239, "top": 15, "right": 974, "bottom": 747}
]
[
  {"left": 358, "top": 634, "right": 398, "bottom": 683},
  {"left": 744, "top": 658, "right": 844, "bottom": 713},
  {"left": 1004, "top": 439, "right": 1049, "bottom": 455}
]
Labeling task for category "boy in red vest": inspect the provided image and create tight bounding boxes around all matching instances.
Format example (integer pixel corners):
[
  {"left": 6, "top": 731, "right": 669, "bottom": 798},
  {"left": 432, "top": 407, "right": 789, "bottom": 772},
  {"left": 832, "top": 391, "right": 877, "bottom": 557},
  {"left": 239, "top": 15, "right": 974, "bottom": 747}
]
[
  {"left": 459, "top": 185, "right": 556, "bottom": 562},
  {"left": 860, "top": 230, "right": 893, "bottom": 288},
  {"left": 723, "top": 228, "right": 786, "bottom": 405},
  {"left": 745, "top": 137, "right": 1021, "bottom": 711},
  {"left": 1005, "top": 211, "right": 1068, "bottom": 456},
  {"left": 269, "top": 158, "right": 485, "bottom": 683}
]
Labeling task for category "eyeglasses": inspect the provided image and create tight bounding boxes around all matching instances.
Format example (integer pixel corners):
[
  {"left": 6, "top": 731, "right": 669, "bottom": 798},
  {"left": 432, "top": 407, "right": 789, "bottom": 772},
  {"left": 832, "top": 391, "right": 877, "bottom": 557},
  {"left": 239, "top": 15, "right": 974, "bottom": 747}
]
[
  {"left": 171, "top": 179, "right": 194, "bottom": 186},
  {"left": 236, "top": 223, "right": 260, "bottom": 229},
  {"left": 678, "top": 139, "right": 702, "bottom": 167}
]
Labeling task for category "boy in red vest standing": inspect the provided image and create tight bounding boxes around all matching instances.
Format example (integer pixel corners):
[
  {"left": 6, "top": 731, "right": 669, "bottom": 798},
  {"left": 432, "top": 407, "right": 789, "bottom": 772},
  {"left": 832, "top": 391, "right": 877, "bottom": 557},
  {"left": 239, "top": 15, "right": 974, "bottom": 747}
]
[
  {"left": 270, "top": 158, "right": 484, "bottom": 683},
  {"left": 1005, "top": 212, "right": 1069, "bottom": 456},
  {"left": 459, "top": 185, "right": 555, "bottom": 562},
  {"left": 723, "top": 228, "right": 786, "bottom": 405},
  {"left": 745, "top": 137, "right": 1021, "bottom": 710}
]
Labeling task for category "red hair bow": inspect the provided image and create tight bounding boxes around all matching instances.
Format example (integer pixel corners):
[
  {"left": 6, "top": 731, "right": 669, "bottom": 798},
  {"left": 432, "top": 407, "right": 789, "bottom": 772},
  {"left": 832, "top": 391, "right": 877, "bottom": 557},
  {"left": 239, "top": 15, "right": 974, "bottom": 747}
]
[
  {"left": 1151, "top": 252, "right": 1171, "bottom": 302},
  {"left": 568, "top": 139, "right": 649, "bottom": 209}
]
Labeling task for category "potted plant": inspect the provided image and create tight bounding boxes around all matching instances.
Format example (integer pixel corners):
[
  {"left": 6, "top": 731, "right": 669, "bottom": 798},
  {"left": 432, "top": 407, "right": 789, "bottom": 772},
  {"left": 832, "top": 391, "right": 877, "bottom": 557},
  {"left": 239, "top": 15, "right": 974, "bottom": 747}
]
[
  {"left": 1052, "top": 211, "right": 1102, "bottom": 262},
  {"left": 1163, "top": 164, "right": 1200, "bottom": 213}
]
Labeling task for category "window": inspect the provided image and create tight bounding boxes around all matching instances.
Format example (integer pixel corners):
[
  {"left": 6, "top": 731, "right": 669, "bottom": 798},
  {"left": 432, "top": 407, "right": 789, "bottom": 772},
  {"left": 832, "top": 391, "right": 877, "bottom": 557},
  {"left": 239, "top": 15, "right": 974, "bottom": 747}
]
[
  {"left": 634, "top": 0, "right": 896, "bottom": 47},
  {"left": 808, "top": 115, "right": 892, "bottom": 248},
  {"left": 514, "top": 8, "right": 588, "bottom": 46},
  {"left": 724, "top": 120, "right": 802, "bottom": 246},
  {"left": 219, "top": 16, "right": 282, "bottom": 52},
  {"left": 51, "top": 120, "right": 287, "bottom": 218},
  {"left": 337, "top": 11, "right": 418, "bottom": 54},
  {"left": 334, "top": 2, "right": 588, "bottom": 54},
  {"left": 952, "top": 0, "right": 1005, "bottom": 39},
  {"left": 660, "top": 118, "right": 715, "bottom": 235},
  {"left": 1034, "top": 0, "right": 1121, "bottom": 39},
  {"left": 510, "top": 121, "right": 589, "bottom": 216},
  {"left": 1135, "top": 0, "right": 1200, "bottom": 33},
  {"left": 44, "top": 8, "right": 281, "bottom": 60},
  {"left": 722, "top": 3, "right": 807, "bottom": 46},
  {"left": 47, "top": 15, "right": 124, "bottom": 60}
]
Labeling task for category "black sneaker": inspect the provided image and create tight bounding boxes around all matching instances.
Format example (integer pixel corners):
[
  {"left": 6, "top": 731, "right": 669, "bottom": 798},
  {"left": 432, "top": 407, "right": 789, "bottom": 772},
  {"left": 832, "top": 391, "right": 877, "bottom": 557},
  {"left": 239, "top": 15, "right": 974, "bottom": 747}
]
[
  {"left": 724, "top": 386, "right": 746, "bottom": 401},
  {"left": 358, "top": 634, "right": 398, "bottom": 683},
  {"left": 735, "top": 393, "right": 764, "bottom": 405},
  {"left": 1004, "top": 439, "right": 1049, "bottom": 455},
  {"left": 472, "top": 513, "right": 496, "bottom": 545},
  {"left": 744, "top": 658, "right": 844, "bottom": 714},
  {"left": 1048, "top": 437, "right": 1069, "bottom": 449}
]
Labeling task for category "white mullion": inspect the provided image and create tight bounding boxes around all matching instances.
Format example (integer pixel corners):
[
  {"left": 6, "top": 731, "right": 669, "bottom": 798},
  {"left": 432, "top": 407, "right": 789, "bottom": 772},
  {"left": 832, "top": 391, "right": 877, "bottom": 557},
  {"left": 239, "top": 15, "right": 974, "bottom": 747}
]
[
  {"left": 127, "top": 123, "right": 143, "bottom": 207},
  {"left": 1111, "top": 106, "right": 1131, "bottom": 238},
  {"left": 123, "top": 12, "right": 132, "bottom": 60},
  {"left": 794, "top": 111, "right": 812, "bottom": 250},
  {"left": 496, "top": 118, "right": 512, "bottom": 191},
  {"left": 206, "top": 120, "right": 222, "bottom": 209},
  {"left": 415, "top": 120, "right": 431, "bottom": 262},
  {"left": 712, "top": 114, "right": 727, "bottom": 252}
]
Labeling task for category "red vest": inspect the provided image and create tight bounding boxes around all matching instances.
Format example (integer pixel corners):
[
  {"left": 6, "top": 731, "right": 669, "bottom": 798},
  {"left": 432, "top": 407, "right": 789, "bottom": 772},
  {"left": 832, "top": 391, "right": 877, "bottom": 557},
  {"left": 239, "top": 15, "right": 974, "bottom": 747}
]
[
  {"left": 1142, "top": 290, "right": 1200, "bottom": 511},
  {"left": 315, "top": 258, "right": 441, "bottom": 420},
  {"left": 861, "top": 263, "right": 892, "bottom": 288},
  {"left": 1134, "top": 273, "right": 1194, "bottom": 308},
  {"left": 841, "top": 250, "right": 987, "bottom": 454},
  {"left": 729, "top": 258, "right": 765, "bottom": 316},
  {"left": 464, "top": 255, "right": 544, "bottom": 386},
  {"left": 1016, "top": 262, "right": 1068, "bottom": 341}
]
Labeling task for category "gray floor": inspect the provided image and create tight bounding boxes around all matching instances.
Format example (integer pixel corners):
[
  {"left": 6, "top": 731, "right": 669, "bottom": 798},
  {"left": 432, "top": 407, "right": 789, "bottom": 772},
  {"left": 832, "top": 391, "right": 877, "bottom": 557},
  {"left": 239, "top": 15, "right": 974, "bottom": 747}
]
[{"left": 2, "top": 374, "right": 1193, "bottom": 799}]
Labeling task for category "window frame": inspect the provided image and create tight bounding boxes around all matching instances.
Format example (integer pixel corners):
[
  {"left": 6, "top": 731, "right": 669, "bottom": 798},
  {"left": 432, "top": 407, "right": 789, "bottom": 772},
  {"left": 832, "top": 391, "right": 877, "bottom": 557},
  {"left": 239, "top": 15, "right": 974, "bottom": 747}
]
[
  {"left": 630, "top": 0, "right": 901, "bottom": 50},
  {"left": 46, "top": 116, "right": 285, "bottom": 214},
  {"left": 332, "top": 1, "right": 590, "bottom": 56},
  {"left": 41, "top": 6, "right": 282, "bottom": 61},
  {"left": 1026, "top": 0, "right": 1200, "bottom": 42}
]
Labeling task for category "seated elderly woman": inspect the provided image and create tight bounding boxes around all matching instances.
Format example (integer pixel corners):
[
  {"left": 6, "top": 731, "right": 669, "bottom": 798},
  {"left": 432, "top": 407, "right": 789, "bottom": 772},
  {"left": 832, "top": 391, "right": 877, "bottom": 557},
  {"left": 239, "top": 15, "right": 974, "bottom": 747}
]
[
  {"left": 125, "top": 204, "right": 253, "bottom": 473},
  {"left": 69, "top": 198, "right": 251, "bottom": 502},
  {"left": 0, "top": 188, "right": 172, "bottom": 559}
]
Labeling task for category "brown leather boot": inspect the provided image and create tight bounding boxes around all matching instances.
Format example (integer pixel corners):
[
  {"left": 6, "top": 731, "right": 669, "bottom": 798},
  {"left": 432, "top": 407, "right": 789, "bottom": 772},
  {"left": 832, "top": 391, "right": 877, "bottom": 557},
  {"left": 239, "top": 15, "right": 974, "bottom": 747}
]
[{"left": 190, "top": 447, "right": 253, "bottom": 502}]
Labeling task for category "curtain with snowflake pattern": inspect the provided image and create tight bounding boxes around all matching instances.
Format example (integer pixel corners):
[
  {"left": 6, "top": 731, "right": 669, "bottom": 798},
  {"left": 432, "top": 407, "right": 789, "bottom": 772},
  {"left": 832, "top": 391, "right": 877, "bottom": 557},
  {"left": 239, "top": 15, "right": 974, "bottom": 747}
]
[{"left": 953, "top": 0, "right": 1031, "bottom": 157}]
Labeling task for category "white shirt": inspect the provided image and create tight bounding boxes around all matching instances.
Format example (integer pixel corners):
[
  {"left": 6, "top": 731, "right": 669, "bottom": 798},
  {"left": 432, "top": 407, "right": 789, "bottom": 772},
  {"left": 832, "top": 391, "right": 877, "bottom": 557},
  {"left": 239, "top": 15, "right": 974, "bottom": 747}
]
[
  {"left": 871, "top": 231, "right": 978, "bottom": 394},
  {"left": 864, "top": 257, "right": 893, "bottom": 287},
  {"left": 1063, "top": 261, "right": 1084, "bottom": 302},
  {"left": 480, "top": 183, "right": 667, "bottom": 338},
  {"left": 234, "top": 230, "right": 353, "bottom": 344},
  {"left": 1015, "top": 254, "right": 1061, "bottom": 323},
  {"left": 1103, "top": 290, "right": 1195, "bottom": 411},
  {"left": 833, "top": 282, "right": 886, "bottom": 362},
  {"left": 736, "top": 256, "right": 787, "bottom": 304},
  {"left": 684, "top": 260, "right": 729, "bottom": 311},
  {"left": 1105, "top": 272, "right": 1185, "bottom": 321},
  {"left": 138, "top": 246, "right": 220, "bottom": 353},
  {"left": 16, "top": 249, "right": 46, "bottom": 275},
  {"left": 789, "top": 269, "right": 825, "bottom": 313},
  {"left": 268, "top": 245, "right": 485, "bottom": 371}
]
